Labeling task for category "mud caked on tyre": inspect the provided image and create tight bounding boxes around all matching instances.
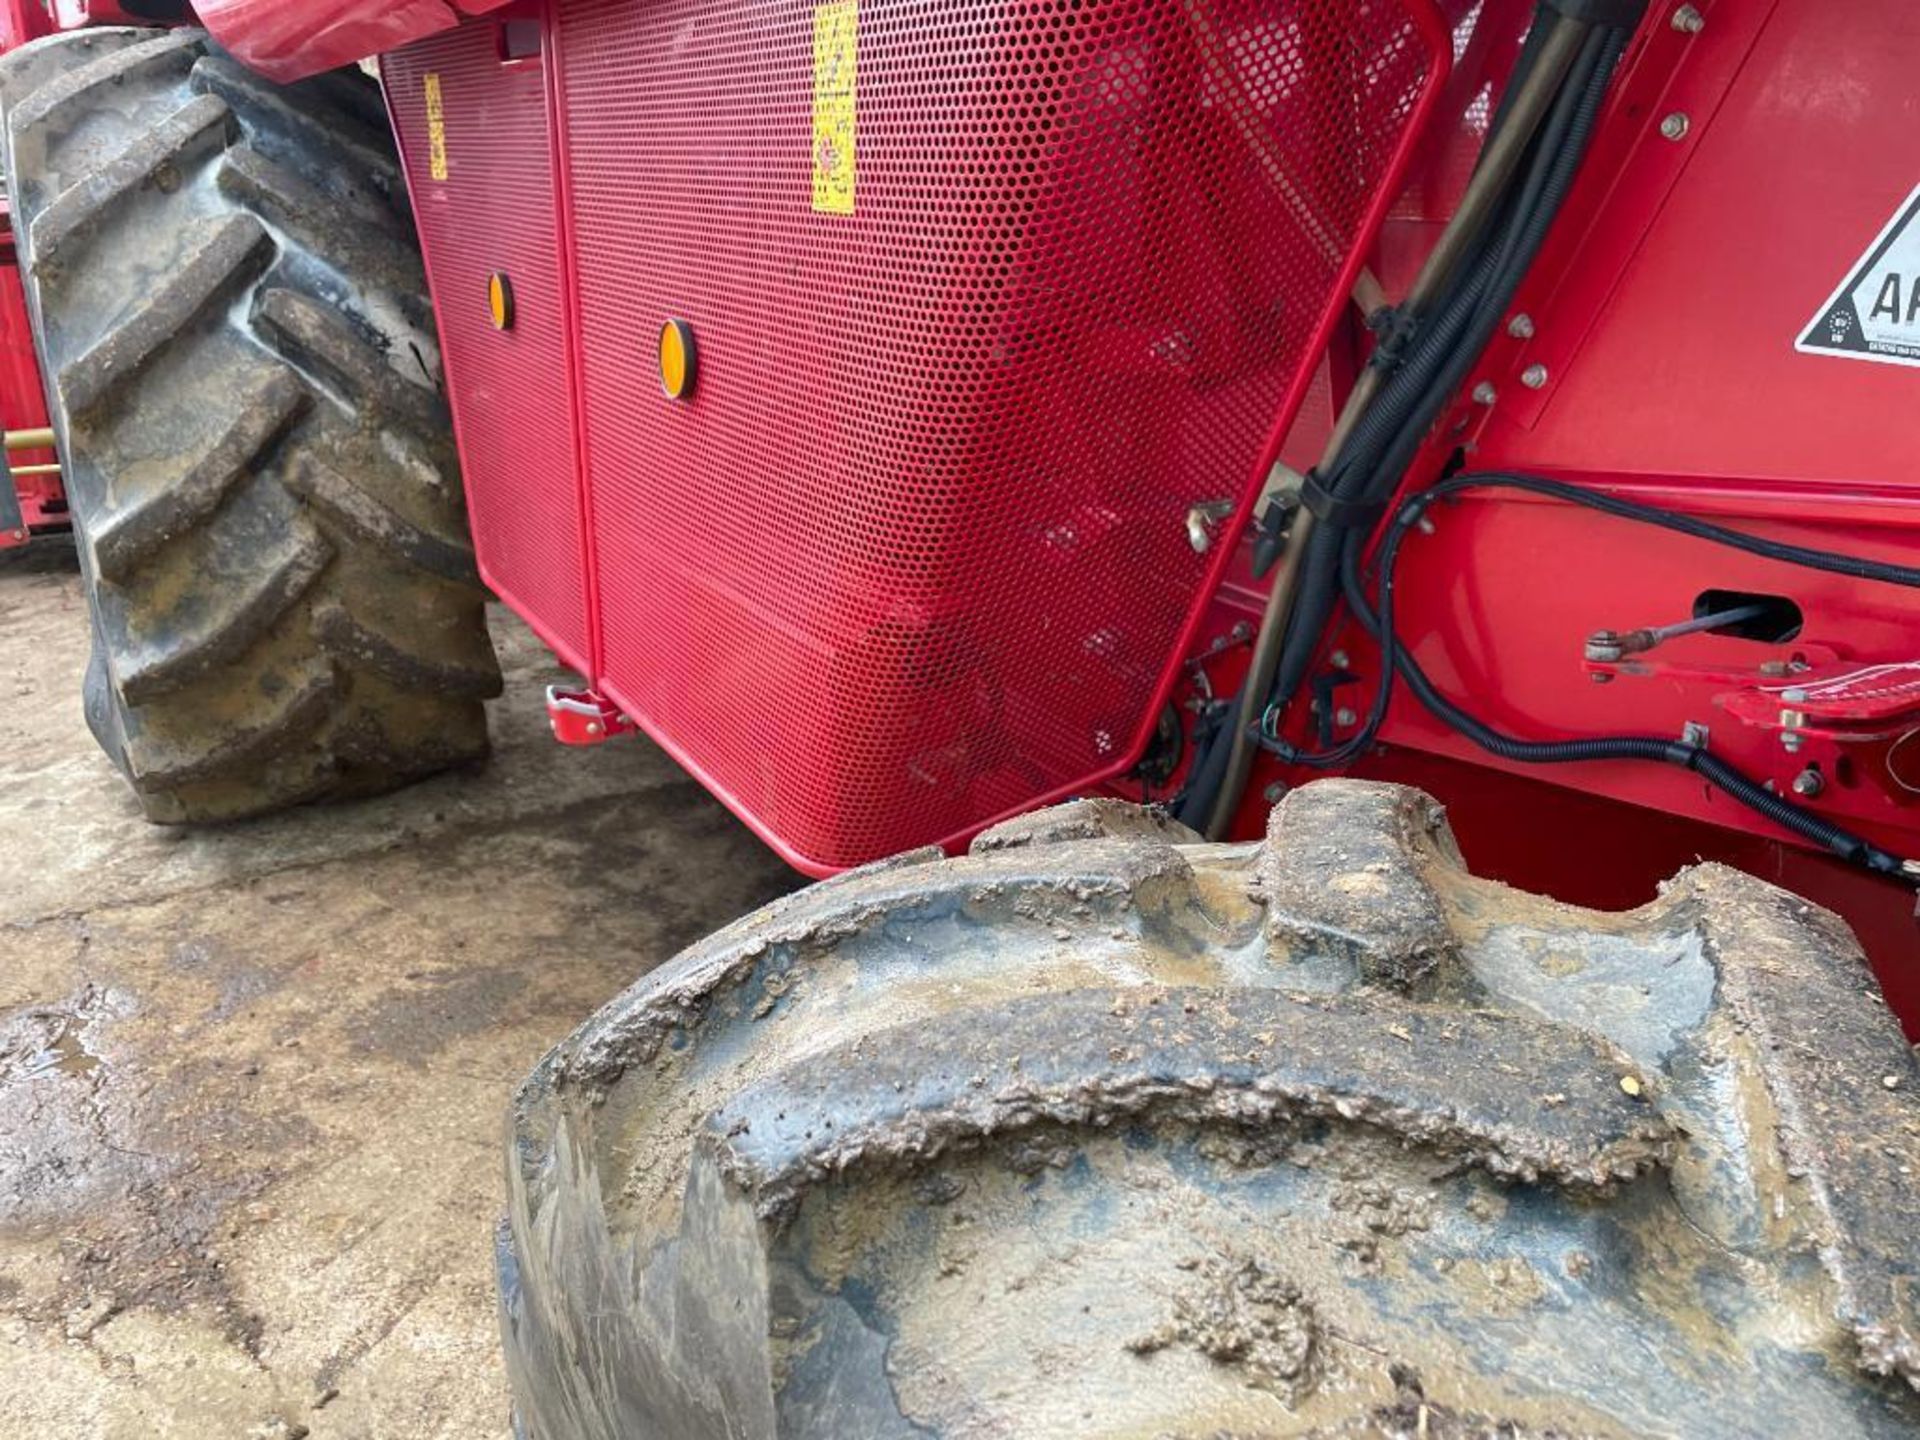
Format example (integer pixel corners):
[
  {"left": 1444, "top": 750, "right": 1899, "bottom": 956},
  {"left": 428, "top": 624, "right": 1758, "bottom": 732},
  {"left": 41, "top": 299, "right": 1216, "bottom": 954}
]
[
  {"left": 500, "top": 779, "right": 1920, "bottom": 1438},
  {"left": 0, "top": 29, "right": 498, "bottom": 822}
]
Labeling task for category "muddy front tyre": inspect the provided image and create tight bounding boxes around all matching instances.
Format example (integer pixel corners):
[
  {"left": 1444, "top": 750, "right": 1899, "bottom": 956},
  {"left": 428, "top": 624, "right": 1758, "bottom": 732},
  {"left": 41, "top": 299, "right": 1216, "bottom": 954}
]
[
  {"left": 0, "top": 30, "right": 499, "bottom": 823},
  {"left": 499, "top": 780, "right": 1920, "bottom": 1438}
]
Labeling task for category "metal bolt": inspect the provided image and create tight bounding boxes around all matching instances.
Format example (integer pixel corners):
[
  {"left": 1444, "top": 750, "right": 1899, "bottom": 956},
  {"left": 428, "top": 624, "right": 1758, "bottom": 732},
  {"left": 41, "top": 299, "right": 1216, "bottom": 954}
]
[
  {"left": 1781, "top": 687, "right": 1809, "bottom": 703},
  {"left": 1660, "top": 112, "right": 1691, "bottom": 141},
  {"left": 1792, "top": 766, "right": 1826, "bottom": 799},
  {"left": 1520, "top": 363, "right": 1550, "bottom": 390},
  {"left": 1471, "top": 381, "right": 1498, "bottom": 406},
  {"left": 1263, "top": 782, "right": 1287, "bottom": 804},
  {"left": 9, "top": 529, "right": 22, "bottom": 542},
  {"left": 1781, "top": 731, "right": 1804, "bottom": 754},
  {"left": 585, "top": 721, "right": 602, "bottom": 736},
  {"left": 1507, "top": 313, "right": 1535, "bottom": 340},
  {"left": 1335, "top": 707, "right": 1358, "bottom": 728},
  {"left": 1671, "top": 3, "right": 1705, "bottom": 33},
  {"left": 1329, "top": 649, "right": 1350, "bottom": 669}
]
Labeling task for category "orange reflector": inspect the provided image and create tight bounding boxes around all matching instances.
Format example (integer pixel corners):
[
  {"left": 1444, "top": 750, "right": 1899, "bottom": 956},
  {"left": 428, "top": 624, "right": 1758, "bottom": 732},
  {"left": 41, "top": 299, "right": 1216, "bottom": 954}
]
[
  {"left": 488, "top": 272, "right": 515, "bottom": 331},
  {"left": 659, "top": 319, "right": 696, "bottom": 399}
]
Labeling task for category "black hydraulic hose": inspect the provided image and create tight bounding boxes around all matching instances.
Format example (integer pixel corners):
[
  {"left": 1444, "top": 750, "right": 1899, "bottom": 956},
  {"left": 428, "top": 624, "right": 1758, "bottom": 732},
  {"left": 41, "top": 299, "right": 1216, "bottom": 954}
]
[
  {"left": 1351, "top": 29, "right": 1621, "bottom": 511},
  {"left": 1417, "top": 472, "right": 1920, "bottom": 586},
  {"left": 1382, "top": 618, "right": 1909, "bottom": 876},
  {"left": 1485, "top": 12, "right": 1557, "bottom": 139},
  {"left": 1177, "top": 703, "right": 1235, "bottom": 822},
  {"left": 1178, "top": 11, "right": 1622, "bottom": 832},
  {"left": 1175, "top": 24, "right": 1579, "bottom": 831},
  {"left": 1257, "top": 29, "right": 1623, "bottom": 773},
  {"left": 1263, "top": 226, "right": 1507, "bottom": 712},
  {"left": 1263, "top": 27, "right": 1617, "bottom": 726},
  {"left": 1331, "top": 37, "right": 1601, "bottom": 494},
  {"left": 1325, "top": 478, "right": 1915, "bottom": 879}
]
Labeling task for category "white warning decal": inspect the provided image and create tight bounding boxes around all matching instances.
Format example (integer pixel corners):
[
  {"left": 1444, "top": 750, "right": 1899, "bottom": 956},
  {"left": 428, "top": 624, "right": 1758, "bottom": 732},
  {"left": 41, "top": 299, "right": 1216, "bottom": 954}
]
[{"left": 1797, "top": 183, "right": 1920, "bottom": 368}]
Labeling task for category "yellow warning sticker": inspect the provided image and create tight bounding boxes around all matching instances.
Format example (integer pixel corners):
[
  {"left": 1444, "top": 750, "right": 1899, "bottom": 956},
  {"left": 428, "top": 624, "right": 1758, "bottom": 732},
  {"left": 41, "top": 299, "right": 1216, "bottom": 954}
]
[
  {"left": 812, "top": 0, "right": 856, "bottom": 214},
  {"left": 424, "top": 73, "right": 449, "bottom": 182}
]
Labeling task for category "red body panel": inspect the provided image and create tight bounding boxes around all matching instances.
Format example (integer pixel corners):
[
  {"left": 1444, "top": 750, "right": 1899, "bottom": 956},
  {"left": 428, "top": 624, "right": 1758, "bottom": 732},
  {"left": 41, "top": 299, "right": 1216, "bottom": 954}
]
[
  {"left": 0, "top": 6, "right": 61, "bottom": 545},
  {"left": 388, "top": 0, "right": 1451, "bottom": 873},
  {"left": 197, "top": 0, "right": 515, "bottom": 83},
  {"left": 0, "top": 1, "right": 52, "bottom": 50},
  {"left": 0, "top": 224, "right": 59, "bottom": 543},
  {"left": 384, "top": 13, "right": 594, "bottom": 674}
]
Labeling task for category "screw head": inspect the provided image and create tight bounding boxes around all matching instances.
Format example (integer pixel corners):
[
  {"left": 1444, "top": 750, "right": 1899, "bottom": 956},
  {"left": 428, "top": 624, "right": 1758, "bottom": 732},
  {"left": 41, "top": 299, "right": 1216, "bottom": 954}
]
[
  {"left": 1329, "top": 650, "right": 1350, "bottom": 669},
  {"left": 1671, "top": 3, "right": 1705, "bottom": 33},
  {"left": 1781, "top": 687, "right": 1809, "bottom": 703},
  {"left": 1660, "top": 112, "right": 1691, "bottom": 141},
  {"left": 1507, "top": 313, "right": 1535, "bottom": 340},
  {"left": 1520, "top": 363, "right": 1550, "bottom": 390},
  {"left": 1471, "top": 381, "right": 1498, "bottom": 405},
  {"left": 1263, "top": 782, "right": 1287, "bottom": 804},
  {"left": 1781, "top": 731, "right": 1803, "bottom": 754},
  {"left": 1792, "top": 766, "right": 1825, "bottom": 798},
  {"left": 1334, "top": 707, "right": 1358, "bottom": 729}
]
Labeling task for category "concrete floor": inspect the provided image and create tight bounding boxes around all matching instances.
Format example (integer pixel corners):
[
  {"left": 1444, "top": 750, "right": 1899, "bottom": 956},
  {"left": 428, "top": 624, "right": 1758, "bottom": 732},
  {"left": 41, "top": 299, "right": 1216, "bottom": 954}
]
[{"left": 0, "top": 541, "right": 802, "bottom": 1438}]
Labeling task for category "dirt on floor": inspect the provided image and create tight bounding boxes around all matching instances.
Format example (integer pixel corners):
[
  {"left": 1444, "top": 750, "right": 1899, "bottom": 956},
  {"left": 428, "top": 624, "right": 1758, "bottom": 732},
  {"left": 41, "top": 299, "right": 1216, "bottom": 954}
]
[{"left": 0, "top": 540, "right": 802, "bottom": 1438}]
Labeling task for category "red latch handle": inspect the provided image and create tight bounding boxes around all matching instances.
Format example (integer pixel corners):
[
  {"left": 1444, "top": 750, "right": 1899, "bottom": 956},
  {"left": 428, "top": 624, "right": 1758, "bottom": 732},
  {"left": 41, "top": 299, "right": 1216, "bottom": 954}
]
[{"left": 546, "top": 686, "right": 636, "bottom": 746}]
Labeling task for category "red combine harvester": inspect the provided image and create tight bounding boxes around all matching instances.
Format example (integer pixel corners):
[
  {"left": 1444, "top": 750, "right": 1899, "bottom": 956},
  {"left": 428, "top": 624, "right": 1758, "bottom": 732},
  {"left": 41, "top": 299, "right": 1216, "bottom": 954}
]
[{"left": 2, "top": 0, "right": 1918, "bottom": 1433}]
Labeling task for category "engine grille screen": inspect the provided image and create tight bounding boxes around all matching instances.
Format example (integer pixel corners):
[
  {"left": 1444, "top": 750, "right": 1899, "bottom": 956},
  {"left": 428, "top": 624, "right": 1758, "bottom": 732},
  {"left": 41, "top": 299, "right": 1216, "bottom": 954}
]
[
  {"left": 385, "top": 22, "right": 594, "bottom": 672},
  {"left": 544, "top": 0, "right": 1441, "bottom": 870}
]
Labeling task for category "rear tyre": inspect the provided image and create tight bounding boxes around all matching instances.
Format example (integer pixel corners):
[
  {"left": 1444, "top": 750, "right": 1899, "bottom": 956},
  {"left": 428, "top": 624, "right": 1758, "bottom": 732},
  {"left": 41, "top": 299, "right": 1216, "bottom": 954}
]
[
  {"left": 500, "top": 781, "right": 1920, "bottom": 1437},
  {"left": 0, "top": 29, "right": 499, "bottom": 822}
]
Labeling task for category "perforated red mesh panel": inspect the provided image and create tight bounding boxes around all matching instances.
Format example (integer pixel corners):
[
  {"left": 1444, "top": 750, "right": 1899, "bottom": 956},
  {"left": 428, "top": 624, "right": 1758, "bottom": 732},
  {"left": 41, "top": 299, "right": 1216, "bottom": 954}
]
[
  {"left": 395, "top": 0, "right": 1443, "bottom": 872},
  {"left": 554, "top": 0, "right": 1443, "bottom": 871},
  {"left": 385, "top": 24, "right": 593, "bottom": 671}
]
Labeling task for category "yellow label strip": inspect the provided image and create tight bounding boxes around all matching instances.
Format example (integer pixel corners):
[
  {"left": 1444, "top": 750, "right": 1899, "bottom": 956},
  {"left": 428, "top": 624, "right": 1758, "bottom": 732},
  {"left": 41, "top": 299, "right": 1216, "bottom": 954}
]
[
  {"left": 812, "top": 1, "right": 856, "bottom": 214},
  {"left": 424, "top": 73, "right": 449, "bottom": 182}
]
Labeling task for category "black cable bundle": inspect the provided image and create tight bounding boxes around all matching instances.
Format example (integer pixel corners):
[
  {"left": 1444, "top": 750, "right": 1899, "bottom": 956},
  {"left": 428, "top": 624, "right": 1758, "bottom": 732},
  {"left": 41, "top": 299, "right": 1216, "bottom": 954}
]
[
  {"left": 1176, "top": 11, "right": 1629, "bottom": 828},
  {"left": 1269, "top": 24, "right": 1626, "bottom": 737},
  {"left": 1325, "top": 475, "right": 1917, "bottom": 879}
]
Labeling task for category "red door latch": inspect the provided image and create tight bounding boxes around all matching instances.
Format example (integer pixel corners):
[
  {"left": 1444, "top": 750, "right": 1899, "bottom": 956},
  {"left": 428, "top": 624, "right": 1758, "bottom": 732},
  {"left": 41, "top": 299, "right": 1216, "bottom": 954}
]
[{"left": 545, "top": 687, "right": 636, "bottom": 746}]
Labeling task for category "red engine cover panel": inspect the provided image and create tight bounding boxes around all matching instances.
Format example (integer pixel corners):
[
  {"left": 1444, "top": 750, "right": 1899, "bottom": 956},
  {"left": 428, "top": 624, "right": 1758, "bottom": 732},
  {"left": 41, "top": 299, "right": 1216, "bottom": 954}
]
[
  {"left": 1359, "top": 0, "right": 1920, "bottom": 864},
  {"left": 385, "top": 13, "right": 594, "bottom": 672},
  {"left": 198, "top": 0, "right": 515, "bottom": 83},
  {"left": 560, "top": 0, "right": 1444, "bottom": 870}
]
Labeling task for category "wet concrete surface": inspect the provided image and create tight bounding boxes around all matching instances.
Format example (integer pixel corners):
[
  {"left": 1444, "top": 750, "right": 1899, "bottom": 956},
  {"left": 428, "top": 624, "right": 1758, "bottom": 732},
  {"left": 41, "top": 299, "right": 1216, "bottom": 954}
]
[{"left": 0, "top": 540, "right": 803, "bottom": 1437}]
